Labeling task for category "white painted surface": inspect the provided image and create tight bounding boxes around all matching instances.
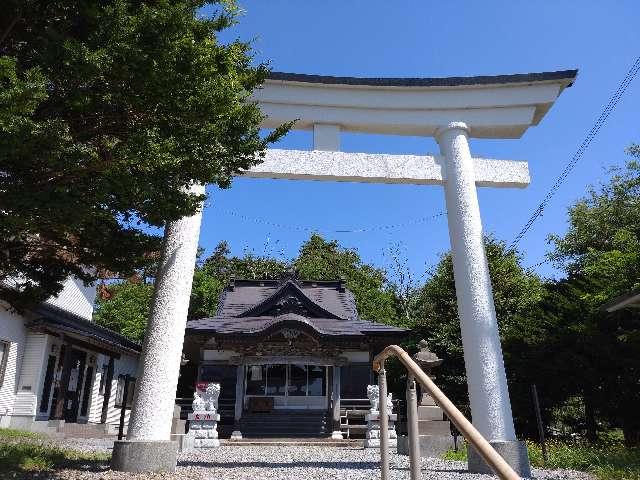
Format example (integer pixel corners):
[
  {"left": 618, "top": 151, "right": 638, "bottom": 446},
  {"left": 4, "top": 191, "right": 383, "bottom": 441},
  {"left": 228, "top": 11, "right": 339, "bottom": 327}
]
[
  {"left": 45, "top": 277, "right": 96, "bottom": 321},
  {"left": 202, "top": 350, "right": 238, "bottom": 362},
  {"left": 437, "top": 122, "right": 516, "bottom": 442},
  {"left": 313, "top": 124, "right": 341, "bottom": 151},
  {"left": 0, "top": 308, "right": 27, "bottom": 420},
  {"left": 88, "top": 353, "right": 138, "bottom": 426},
  {"left": 341, "top": 351, "right": 370, "bottom": 363},
  {"left": 127, "top": 184, "right": 205, "bottom": 441},
  {"left": 254, "top": 76, "right": 573, "bottom": 138},
  {"left": 13, "top": 332, "right": 48, "bottom": 417},
  {"left": 244, "top": 149, "right": 530, "bottom": 188}
]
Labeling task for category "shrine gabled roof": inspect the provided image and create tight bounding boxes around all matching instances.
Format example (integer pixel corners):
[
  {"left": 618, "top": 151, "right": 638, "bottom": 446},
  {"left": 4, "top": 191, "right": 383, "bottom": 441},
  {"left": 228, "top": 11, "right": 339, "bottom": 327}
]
[
  {"left": 185, "top": 278, "right": 408, "bottom": 338},
  {"left": 213, "top": 278, "right": 358, "bottom": 320},
  {"left": 237, "top": 279, "right": 342, "bottom": 319}
]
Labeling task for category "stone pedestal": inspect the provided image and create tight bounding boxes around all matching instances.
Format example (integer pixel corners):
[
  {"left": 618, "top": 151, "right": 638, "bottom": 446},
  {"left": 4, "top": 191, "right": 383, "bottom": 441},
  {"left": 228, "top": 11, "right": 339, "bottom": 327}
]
[
  {"left": 111, "top": 440, "right": 177, "bottom": 473},
  {"left": 364, "top": 412, "right": 397, "bottom": 448},
  {"left": 187, "top": 412, "right": 220, "bottom": 448},
  {"left": 468, "top": 440, "right": 532, "bottom": 477},
  {"left": 416, "top": 394, "right": 454, "bottom": 458}
]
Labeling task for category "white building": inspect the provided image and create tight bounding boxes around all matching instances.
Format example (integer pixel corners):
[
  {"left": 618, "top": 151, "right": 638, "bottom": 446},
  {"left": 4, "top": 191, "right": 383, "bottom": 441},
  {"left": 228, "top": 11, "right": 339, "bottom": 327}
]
[{"left": 0, "top": 278, "right": 140, "bottom": 435}]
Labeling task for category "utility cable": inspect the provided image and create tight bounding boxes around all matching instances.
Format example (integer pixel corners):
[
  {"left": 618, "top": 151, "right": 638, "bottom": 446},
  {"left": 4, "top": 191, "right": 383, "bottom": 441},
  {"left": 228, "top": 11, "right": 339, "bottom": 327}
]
[
  {"left": 510, "top": 56, "right": 640, "bottom": 250},
  {"left": 217, "top": 208, "right": 446, "bottom": 234}
]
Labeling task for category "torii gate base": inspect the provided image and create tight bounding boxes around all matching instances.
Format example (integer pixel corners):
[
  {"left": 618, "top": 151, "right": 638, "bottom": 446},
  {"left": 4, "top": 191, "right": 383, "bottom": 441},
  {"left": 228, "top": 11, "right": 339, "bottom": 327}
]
[{"left": 112, "top": 69, "right": 576, "bottom": 475}]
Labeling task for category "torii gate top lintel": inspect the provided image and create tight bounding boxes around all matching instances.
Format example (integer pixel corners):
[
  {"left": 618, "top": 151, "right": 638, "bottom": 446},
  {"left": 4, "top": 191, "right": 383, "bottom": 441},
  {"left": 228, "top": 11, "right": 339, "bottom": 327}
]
[
  {"left": 247, "top": 69, "right": 578, "bottom": 188},
  {"left": 254, "top": 69, "right": 577, "bottom": 139}
]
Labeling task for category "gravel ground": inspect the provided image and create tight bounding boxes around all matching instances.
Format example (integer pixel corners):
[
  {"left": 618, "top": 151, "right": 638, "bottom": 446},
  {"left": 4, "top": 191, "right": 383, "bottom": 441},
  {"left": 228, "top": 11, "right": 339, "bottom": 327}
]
[{"left": 43, "top": 442, "right": 593, "bottom": 480}]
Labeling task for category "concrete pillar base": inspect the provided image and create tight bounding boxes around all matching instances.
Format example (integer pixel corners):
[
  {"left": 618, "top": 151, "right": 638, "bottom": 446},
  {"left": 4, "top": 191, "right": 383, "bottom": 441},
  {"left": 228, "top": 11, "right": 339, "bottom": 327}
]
[
  {"left": 111, "top": 440, "right": 178, "bottom": 473},
  {"left": 468, "top": 440, "right": 531, "bottom": 478},
  {"left": 397, "top": 434, "right": 454, "bottom": 458}
]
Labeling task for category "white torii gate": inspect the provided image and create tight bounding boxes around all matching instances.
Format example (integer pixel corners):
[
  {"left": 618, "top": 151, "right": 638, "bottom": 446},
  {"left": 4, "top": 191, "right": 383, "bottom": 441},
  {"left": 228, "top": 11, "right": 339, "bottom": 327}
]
[{"left": 113, "top": 70, "right": 577, "bottom": 475}]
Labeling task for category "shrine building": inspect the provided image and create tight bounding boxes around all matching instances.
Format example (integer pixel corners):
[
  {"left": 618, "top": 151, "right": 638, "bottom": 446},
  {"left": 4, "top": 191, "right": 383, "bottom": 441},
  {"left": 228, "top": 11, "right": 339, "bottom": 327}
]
[{"left": 181, "top": 276, "right": 408, "bottom": 439}]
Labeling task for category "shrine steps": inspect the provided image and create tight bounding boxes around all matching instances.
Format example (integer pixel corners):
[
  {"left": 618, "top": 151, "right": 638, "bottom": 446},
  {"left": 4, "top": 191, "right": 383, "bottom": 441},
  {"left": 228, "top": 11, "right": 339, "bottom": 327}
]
[
  {"left": 224, "top": 438, "right": 362, "bottom": 447},
  {"left": 240, "top": 410, "right": 330, "bottom": 438}
]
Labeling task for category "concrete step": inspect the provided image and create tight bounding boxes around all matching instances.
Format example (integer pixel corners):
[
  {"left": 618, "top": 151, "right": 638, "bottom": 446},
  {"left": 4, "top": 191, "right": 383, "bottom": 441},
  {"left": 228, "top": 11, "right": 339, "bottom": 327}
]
[{"left": 224, "top": 438, "right": 362, "bottom": 447}]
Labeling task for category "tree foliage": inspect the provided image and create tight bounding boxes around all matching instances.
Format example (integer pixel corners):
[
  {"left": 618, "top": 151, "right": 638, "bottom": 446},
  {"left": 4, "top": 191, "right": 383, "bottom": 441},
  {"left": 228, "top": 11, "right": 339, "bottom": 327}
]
[
  {"left": 294, "top": 234, "right": 399, "bottom": 325},
  {"left": 0, "top": 0, "right": 287, "bottom": 309},
  {"left": 93, "top": 279, "right": 154, "bottom": 343},
  {"left": 543, "top": 151, "right": 640, "bottom": 446},
  {"left": 549, "top": 148, "right": 640, "bottom": 305}
]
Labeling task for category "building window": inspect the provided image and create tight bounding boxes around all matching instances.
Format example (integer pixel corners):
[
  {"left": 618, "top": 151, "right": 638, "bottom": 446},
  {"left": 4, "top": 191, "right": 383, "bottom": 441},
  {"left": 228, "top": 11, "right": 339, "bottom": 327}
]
[
  {"left": 265, "top": 364, "right": 287, "bottom": 396},
  {"left": 307, "top": 365, "right": 326, "bottom": 396},
  {"left": 80, "top": 366, "right": 94, "bottom": 417},
  {"left": 0, "top": 340, "right": 10, "bottom": 387},
  {"left": 39, "top": 355, "right": 57, "bottom": 413},
  {"left": 245, "top": 365, "right": 267, "bottom": 396},
  {"left": 245, "top": 364, "right": 327, "bottom": 397},
  {"left": 114, "top": 375, "right": 136, "bottom": 408}
]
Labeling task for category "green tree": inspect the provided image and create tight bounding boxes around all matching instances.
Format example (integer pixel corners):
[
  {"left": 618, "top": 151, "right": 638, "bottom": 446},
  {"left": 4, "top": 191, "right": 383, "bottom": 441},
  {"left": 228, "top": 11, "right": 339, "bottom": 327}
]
[
  {"left": 546, "top": 150, "right": 640, "bottom": 446},
  {"left": 549, "top": 148, "right": 640, "bottom": 304},
  {"left": 189, "top": 241, "right": 288, "bottom": 319},
  {"left": 93, "top": 279, "right": 154, "bottom": 343},
  {"left": 0, "top": 0, "right": 288, "bottom": 309},
  {"left": 294, "top": 234, "right": 399, "bottom": 325}
]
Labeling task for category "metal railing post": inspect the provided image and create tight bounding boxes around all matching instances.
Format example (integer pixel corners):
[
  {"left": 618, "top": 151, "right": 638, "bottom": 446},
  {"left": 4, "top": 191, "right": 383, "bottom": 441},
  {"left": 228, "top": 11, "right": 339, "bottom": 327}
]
[
  {"left": 407, "top": 374, "right": 421, "bottom": 480},
  {"left": 373, "top": 345, "right": 521, "bottom": 480},
  {"left": 378, "top": 363, "right": 390, "bottom": 480}
]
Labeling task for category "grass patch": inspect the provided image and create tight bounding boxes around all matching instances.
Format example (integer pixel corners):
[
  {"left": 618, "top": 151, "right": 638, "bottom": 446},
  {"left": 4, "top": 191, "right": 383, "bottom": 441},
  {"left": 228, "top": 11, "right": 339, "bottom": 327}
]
[
  {"left": 444, "top": 439, "right": 640, "bottom": 480},
  {"left": 0, "top": 427, "right": 110, "bottom": 474},
  {"left": 0, "top": 428, "right": 43, "bottom": 440}
]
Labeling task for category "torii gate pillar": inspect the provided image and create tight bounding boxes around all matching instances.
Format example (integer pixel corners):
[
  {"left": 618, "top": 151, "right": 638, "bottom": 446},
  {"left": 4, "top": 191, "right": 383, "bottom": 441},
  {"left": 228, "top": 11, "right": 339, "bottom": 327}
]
[{"left": 436, "top": 122, "right": 532, "bottom": 473}]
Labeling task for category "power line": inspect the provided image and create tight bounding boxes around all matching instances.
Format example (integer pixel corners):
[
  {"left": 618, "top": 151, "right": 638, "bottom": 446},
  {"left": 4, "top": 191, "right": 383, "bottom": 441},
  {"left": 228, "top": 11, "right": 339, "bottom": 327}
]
[
  {"left": 525, "top": 257, "right": 552, "bottom": 273},
  {"left": 217, "top": 208, "right": 446, "bottom": 234},
  {"left": 510, "top": 56, "right": 640, "bottom": 250}
]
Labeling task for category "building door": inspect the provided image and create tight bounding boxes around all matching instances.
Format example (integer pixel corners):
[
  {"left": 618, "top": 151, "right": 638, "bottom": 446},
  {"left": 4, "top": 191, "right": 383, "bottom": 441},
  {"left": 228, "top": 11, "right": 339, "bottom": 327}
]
[{"left": 63, "top": 349, "right": 87, "bottom": 422}]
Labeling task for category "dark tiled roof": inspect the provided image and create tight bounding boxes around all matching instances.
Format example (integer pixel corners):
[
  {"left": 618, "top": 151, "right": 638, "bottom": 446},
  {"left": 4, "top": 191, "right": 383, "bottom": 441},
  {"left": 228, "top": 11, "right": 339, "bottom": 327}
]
[
  {"left": 238, "top": 280, "right": 342, "bottom": 319},
  {"left": 601, "top": 288, "right": 640, "bottom": 312},
  {"left": 187, "top": 279, "right": 407, "bottom": 338},
  {"left": 268, "top": 70, "right": 578, "bottom": 88},
  {"left": 215, "top": 279, "right": 358, "bottom": 320}
]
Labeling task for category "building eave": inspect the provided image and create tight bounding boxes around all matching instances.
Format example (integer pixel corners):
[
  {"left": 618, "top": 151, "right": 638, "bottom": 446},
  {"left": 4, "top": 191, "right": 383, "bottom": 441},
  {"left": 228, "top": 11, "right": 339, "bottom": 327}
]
[
  {"left": 29, "top": 303, "right": 142, "bottom": 356},
  {"left": 601, "top": 289, "right": 640, "bottom": 312}
]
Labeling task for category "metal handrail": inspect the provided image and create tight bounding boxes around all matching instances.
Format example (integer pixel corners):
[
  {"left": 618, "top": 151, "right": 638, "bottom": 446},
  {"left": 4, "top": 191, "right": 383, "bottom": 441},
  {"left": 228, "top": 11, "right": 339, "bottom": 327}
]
[{"left": 373, "top": 345, "right": 520, "bottom": 480}]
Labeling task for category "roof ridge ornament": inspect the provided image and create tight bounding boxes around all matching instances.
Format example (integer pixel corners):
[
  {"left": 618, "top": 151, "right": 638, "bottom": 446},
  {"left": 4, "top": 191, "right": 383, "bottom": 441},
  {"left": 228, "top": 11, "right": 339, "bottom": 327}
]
[{"left": 278, "top": 267, "right": 300, "bottom": 285}]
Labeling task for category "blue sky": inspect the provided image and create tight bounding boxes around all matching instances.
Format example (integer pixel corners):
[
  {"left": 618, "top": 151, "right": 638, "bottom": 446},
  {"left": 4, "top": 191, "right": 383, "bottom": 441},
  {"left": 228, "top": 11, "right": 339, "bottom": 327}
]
[{"left": 198, "top": 1, "right": 640, "bottom": 282}]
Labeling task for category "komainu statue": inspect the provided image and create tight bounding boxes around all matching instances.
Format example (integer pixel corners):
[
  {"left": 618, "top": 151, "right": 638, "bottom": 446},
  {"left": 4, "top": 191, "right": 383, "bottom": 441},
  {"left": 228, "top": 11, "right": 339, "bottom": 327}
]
[
  {"left": 367, "top": 384, "right": 393, "bottom": 414},
  {"left": 192, "top": 382, "right": 221, "bottom": 412},
  {"left": 367, "top": 385, "right": 380, "bottom": 413}
]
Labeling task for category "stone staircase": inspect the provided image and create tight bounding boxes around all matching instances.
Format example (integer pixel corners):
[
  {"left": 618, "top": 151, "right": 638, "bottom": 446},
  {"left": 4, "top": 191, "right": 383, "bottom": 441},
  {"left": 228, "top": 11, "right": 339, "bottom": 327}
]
[{"left": 240, "top": 410, "right": 330, "bottom": 438}]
